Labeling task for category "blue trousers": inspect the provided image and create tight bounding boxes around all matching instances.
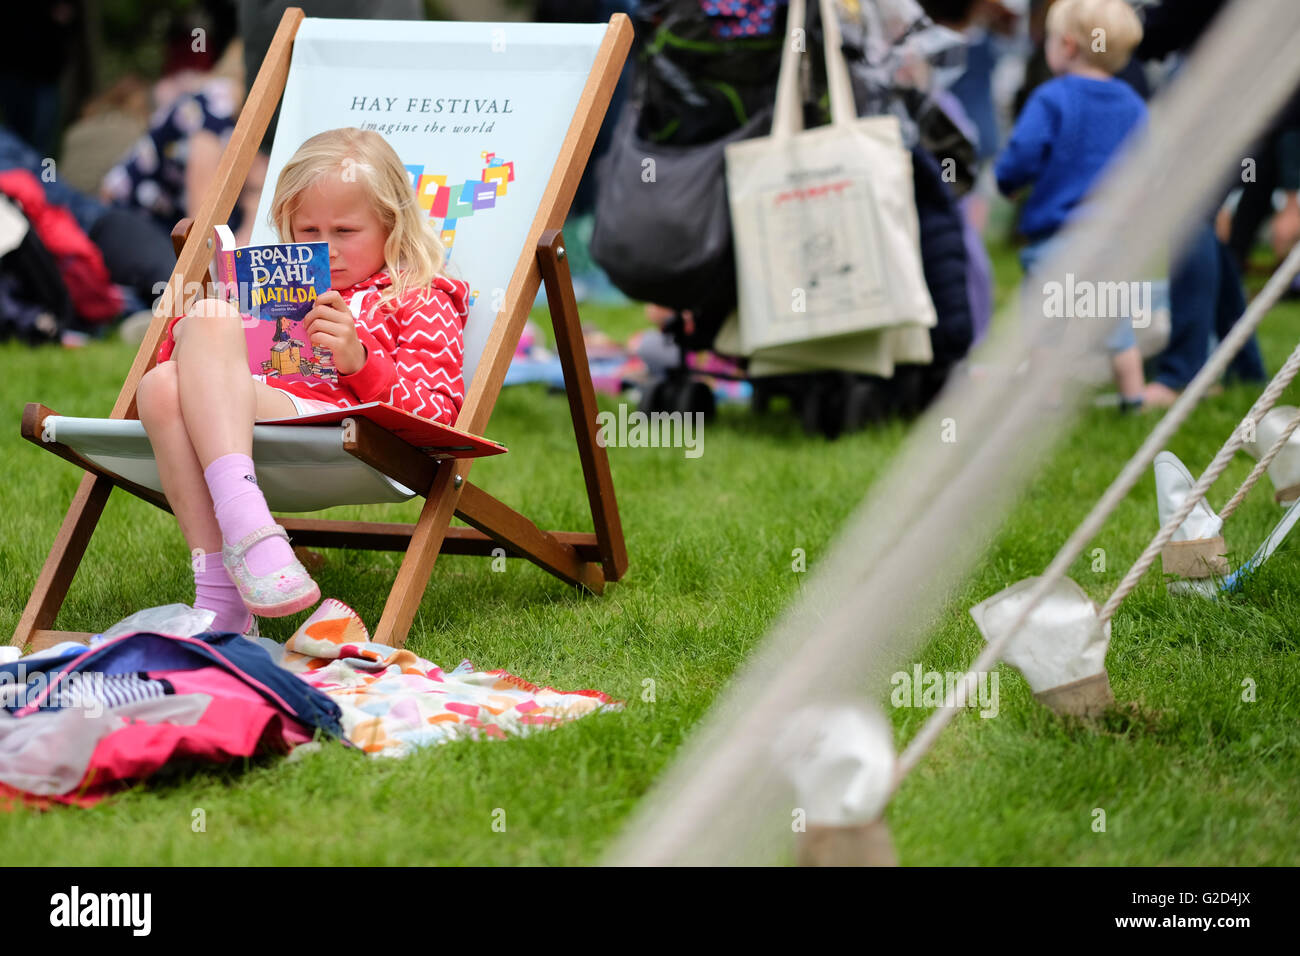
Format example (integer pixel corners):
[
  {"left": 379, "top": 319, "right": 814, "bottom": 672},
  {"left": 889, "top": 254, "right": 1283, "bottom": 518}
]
[{"left": 1155, "top": 221, "right": 1267, "bottom": 390}]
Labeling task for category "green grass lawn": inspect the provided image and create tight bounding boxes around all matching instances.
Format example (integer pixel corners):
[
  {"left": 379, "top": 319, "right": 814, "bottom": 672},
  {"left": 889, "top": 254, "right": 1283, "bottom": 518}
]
[{"left": 0, "top": 241, "right": 1297, "bottom": 864}]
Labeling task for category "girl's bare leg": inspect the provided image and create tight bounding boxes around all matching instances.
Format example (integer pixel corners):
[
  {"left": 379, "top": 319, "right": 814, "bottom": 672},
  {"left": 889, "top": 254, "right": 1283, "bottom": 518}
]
[
  {"left": 137, "top": 359, "right": 224, "bottom": 555},
  {"left": 136, "top": 299, "right": 297, "bottom": 555},
  {"left": 1111, "top": 345, "right": 1145, "bottom": 400},
  {"left": 174, "top": 298, "right": 283, "bottom": 466},
  {"left": 138, "top": 299, "right": 316, "bottom": 626}
]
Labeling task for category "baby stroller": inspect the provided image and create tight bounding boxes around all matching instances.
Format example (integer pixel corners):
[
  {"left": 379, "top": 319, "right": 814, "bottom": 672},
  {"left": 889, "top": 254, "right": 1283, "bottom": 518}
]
[
  {"left": 589, "top": 0, "right": 779, "bottom": 423},
  {"left": 591, "top": 0, "right": 977, "bottom": 438}
]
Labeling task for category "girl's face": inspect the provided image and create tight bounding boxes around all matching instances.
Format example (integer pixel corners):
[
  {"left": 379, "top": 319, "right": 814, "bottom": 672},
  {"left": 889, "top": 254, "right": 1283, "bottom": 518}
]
[{"left": 290, "top": 172, "right": 388, "bottom": 290}]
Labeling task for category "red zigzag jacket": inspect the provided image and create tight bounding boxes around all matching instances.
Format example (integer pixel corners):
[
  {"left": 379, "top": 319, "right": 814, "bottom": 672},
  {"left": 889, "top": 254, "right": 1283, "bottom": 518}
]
[{"left": 278, "top": 269, "right": 468, "bottom": 425}]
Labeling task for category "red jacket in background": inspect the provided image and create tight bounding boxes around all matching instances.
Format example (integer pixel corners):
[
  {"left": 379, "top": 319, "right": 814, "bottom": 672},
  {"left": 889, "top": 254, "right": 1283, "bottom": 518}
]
[{"left": 0, "top": 168, "right": 125, "bottom": 323}]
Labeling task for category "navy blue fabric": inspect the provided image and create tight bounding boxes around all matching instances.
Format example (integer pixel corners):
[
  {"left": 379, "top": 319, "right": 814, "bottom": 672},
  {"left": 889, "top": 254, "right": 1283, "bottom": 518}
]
[
  {"left": 0, "top": 645, "right": 84, "bottom": 679},
  {"left": 0, "top": 124, "right": 106, "bottom": 236},
  {"left": 995, "top": 75, "right": 1147, "bottom": 240},
  {"left": 1155, "top": 221, "right": 1267, "bottom": 390},
  {"left": 2, "top": 631, "right": 343, "bottom": 737},
  {"left": 949, "top": 32, "right": 999, "bottom": 162},
  {"left": 912, "top": 145, "right": 974, "bottom": 369}
]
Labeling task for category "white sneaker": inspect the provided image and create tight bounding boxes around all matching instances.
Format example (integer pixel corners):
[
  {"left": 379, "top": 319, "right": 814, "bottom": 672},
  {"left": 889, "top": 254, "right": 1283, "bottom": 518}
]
[{"left": 1154, "top": 451, "right": 1224, "bottom": 541}]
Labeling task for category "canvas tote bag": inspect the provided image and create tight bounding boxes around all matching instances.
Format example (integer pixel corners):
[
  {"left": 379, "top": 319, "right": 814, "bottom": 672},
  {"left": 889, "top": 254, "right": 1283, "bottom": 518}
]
[{"left": 725, "top": 0, "right": 936, "bottom": 357}]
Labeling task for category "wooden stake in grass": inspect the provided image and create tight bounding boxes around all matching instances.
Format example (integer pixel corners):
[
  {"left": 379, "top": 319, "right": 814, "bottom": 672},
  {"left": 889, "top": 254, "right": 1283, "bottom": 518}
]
[
  {"left": 1033, "top": 671, "right": 1115, "bottom": 720},
  {"left": 797, "top": 821, "right": 897, "bottom": 867}
]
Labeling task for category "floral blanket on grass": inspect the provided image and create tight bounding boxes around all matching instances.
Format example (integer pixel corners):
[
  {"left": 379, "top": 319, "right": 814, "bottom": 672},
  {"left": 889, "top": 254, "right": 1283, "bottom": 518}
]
[{"left": 278, "top": 600, "right": 621, "bottom": 757}]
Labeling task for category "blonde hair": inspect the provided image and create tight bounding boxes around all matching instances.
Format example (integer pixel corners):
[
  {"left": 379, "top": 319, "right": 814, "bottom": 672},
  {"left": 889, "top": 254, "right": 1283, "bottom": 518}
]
[
  {"left": 1046, "top": 0, "right": 1144, "bottom": 75},
  {"left": 268, "top": 127, "right": 447, "bottom": 311}
]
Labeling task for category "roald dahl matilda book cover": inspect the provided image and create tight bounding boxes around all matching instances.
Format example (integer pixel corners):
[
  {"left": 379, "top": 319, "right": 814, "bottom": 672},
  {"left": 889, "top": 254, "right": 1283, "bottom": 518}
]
[{"left": 210, "top": 224, "right": 334, "bottom": 384}]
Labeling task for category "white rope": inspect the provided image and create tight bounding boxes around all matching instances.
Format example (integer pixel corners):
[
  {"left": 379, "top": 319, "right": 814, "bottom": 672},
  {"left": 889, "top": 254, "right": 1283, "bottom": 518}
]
[
  {"left": 895, "top": 240, "right": 1300, "bottom": 782},
  {"left": 1096, "top": 243, "right": 1300, "bottom": 620},
  {"left": 606, "top": 0, "right": 1300, "bottom": 866}
]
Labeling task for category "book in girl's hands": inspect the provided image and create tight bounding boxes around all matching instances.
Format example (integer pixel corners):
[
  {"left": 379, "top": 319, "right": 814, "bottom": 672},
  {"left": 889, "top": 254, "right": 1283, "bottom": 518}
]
[{"left": 210, "top": 225, "right": 335, "bottom": 385}]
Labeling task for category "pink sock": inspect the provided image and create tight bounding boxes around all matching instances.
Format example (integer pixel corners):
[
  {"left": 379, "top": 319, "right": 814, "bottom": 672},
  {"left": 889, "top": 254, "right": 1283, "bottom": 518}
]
[
  {"left": 193, "top": 554, "right": 252, "bottom": 634},
  {"left": 203, "top": 452, "right": 296, "bottom": 576}
]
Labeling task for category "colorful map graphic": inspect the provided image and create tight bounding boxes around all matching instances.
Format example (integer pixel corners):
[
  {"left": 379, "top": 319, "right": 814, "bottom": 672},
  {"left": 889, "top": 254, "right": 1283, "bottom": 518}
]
[{"left": 405, "top": 151, "right": 515, "bottom": 261}]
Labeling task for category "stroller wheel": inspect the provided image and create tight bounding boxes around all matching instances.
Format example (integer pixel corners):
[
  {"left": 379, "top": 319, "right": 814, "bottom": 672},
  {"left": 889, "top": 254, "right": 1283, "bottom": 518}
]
[
  {"left": 822, "top": 378, "right": 851, "bottom": 441},
  {"left": 639, "top": 377, "right": 671, "bottom": 415},
  {"left": 804, "top": 374, "right": 856, "bottom": 441},
  {"left": 799, "top": 380, "right": 826, "bottom": 437},
  {"left": 892, "top": 366, "right": 928, "bottom": 418},
  {"left": 669, "top": 378, "right": 716, "bottom": 421},
  {"left": 844, "top": 377, "right": 887, "bottom": 432}
]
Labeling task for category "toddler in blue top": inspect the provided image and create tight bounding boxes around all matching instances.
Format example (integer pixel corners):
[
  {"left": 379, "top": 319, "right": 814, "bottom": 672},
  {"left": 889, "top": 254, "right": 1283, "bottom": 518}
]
[{"left": 995, "top": 0, "right": 1148, "bottom": 409}]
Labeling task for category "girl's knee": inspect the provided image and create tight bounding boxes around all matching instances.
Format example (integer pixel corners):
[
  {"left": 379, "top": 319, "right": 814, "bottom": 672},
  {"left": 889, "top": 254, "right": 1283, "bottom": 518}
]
[
  {"left": 172, "top": 297, "right": 244, "bottom": 353},
  {"left": 184, "top": 297, "right": 243, "bottom": 331},
  {"left": 137, "top": 361, "right": 180, "bottom": 423}
]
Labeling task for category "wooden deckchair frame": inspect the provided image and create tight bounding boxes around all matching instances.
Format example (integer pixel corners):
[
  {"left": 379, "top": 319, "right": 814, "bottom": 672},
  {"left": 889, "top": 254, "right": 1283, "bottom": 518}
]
[{"left": 12, "top": 8, "right": 631, "bottom": 651}]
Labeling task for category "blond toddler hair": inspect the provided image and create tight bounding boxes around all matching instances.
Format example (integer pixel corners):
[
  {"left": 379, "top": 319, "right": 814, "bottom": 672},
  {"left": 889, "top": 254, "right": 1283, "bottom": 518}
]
[{"left": 1046, "top": 0, "right": 1144, "bottom": 76}]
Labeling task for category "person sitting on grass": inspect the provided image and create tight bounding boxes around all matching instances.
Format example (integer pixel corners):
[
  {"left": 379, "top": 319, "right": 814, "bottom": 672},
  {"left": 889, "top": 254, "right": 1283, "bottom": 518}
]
[
  {"left": 136, "top": 127, "right": 470, "bottom": 636},
  {"left": 995, "top": 0, "right": 1148, "bottom": 410}
]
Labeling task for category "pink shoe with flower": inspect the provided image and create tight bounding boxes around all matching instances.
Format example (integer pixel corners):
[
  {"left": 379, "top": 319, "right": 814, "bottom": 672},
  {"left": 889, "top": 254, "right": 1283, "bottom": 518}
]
[{"left": 223, "top": 524, "right": 320, "bottom": 617}]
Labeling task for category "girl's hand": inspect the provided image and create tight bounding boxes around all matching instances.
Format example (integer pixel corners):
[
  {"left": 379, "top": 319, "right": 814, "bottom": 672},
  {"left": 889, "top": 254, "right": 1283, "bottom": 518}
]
[{"left": 304, "top": 290, "right": 366, "bottom": 375}]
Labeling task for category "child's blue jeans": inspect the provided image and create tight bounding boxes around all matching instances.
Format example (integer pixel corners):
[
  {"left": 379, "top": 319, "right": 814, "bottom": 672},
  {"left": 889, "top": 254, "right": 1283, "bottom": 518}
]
[{"left": 1156, "top": 220, "right": 1267, "bottom": 389}]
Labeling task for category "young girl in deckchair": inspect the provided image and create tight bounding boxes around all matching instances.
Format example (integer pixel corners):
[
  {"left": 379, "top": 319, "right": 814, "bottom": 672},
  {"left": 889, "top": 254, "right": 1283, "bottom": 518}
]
[{"left": 138, "top": 127, "right": 469, "bottom": 635}]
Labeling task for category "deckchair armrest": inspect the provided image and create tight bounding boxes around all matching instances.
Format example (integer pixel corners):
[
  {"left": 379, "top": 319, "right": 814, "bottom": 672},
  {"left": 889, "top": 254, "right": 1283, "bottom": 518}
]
[
  {"left": 21, "top": 402, "right": 51, "bottom": 445},
  {"left": 341, "top": 414, "right": 439, "bottom": 496},
  {"left": 172, "top": 218, "right": 193, "bottom": 258},
  {"left": 173, "top": 217, "right": 222, "bottom": 300}
]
